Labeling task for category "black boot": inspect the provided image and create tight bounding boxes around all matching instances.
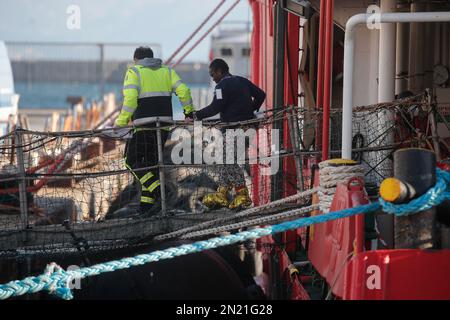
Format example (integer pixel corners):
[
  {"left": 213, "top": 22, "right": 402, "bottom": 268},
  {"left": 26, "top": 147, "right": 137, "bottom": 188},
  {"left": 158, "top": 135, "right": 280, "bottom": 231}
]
[
  {"left": 138, "top": 200, "right": 162, "bottom": 218},
  {"left": 139, "top": 203, "right": 154, "bottom": 215}
]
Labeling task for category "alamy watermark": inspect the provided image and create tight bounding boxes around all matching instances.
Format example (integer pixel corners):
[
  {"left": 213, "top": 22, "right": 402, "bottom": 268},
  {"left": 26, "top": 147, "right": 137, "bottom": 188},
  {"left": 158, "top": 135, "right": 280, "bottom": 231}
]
[
  {"left": 366, "top": 5, "right": 381, "bottom": 30},
  {"left": 170, "top": 122, "right": 280, "bottom": 176},
  {"left": 66, "top": 5, "right": 81, "bottom": 30},
  {"left": 66, "top": 265, "right": 82, "bottom": 290},
  {"left": 366, "top": 265, "right": 381, "bottom": 290}
]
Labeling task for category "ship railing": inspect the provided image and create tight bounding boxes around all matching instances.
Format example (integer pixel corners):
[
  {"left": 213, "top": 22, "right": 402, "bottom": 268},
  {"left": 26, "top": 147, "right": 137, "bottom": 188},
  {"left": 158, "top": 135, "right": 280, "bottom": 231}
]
[{"left": 0, "top": 91, "right": 445, "bottom": 255}]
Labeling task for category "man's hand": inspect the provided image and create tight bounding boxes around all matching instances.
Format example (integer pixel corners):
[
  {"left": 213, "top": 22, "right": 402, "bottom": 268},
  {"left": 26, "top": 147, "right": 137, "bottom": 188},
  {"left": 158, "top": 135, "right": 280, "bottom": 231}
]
[
  {"left": 105, "top": 125, "right": 120, "bottom": 134},
  {"left": 184, "top": 111, "right": 196, "bottom": 122},
  {"left": 103, "top": 125, "right": 131, "bottom": 139}
]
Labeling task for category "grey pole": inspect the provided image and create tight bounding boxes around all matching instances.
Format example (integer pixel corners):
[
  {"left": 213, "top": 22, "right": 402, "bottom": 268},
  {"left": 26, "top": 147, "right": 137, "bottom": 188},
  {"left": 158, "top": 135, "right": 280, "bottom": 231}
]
[
  {"left": 15, "top": 127, "right": 29, "bottom": 231},
  {"left": 287, "top": 107, "right": 304, "bottom": 192},
  {"left": 427, "top": 89, "right": 441, "bottom": 161},
  {"left": 156, "top": 120, "right": 167, "bottom": 215},
  {"left": 99, "top": 44, "right": 105, "bottom": 100},
  {"left": 271, "top": 0, "right": 286, "bottom": 202}
]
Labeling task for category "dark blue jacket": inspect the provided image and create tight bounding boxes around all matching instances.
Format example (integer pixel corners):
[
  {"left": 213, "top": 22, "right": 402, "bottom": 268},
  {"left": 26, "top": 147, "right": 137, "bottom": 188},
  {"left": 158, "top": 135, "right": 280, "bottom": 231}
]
[{"left": 195, "top": 74, "right": 266, "bottom": 122}]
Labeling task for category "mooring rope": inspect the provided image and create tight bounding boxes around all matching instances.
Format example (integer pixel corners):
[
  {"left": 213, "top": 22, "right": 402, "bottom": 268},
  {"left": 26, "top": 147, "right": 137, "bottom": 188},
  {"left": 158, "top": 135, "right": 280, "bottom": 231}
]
[
  {"left": 0, "top": 169, "right": 448, "bottom": 301},
  {"left": 181, "top": 204, "right": 319, "bottom": 239},
  {"left": 155, "top": 187, "right": 317, "bottom": 241},
  {"left": 318, "top": 161, "right": 366, "bottom": 213}
]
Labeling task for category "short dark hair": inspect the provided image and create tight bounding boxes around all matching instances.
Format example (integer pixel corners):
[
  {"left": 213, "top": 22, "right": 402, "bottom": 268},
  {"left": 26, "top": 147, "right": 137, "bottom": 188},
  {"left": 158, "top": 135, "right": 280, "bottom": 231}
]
[
  {"left": 210, "top": 58, "right": 229, "bottom": 73},
  {"left": 134, "top": 46, "right": 154, "bottom": 60},
  {"left": 395, "top": 90, "right": 414, "bottom": 100}
]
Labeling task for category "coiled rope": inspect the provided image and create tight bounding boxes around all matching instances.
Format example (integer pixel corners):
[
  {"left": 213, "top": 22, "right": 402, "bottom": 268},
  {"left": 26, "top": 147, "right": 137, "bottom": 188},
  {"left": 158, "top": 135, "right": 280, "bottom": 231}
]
[{"left": 318, "top": 161, "right": 365, "bottom": 213}]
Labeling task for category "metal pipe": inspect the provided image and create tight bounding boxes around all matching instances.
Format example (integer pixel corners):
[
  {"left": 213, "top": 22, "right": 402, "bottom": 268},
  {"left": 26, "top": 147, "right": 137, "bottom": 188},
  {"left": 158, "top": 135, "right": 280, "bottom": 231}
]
[
  {"left": 378, "top": 13, "right": 399, "bottom": 247},
  {"left": 408, "top": 3, "right": 426, "bottom": 93},
  {"left": 377, "top": 3, "right": 397, "bottom": 245},
  {"left": 315, "top": 0, "right": 326, "bottom": 153},
  {"left": 378, "top": 0, "right": 397, "bottom": 103},
  {"left": 271, "top": 0, "right": 286, "bottom": 201},
  {"left": 99, "top": 44, "right": 105, "bottom": 99},
  {"left": 156, "top": 120, "right": 167, "bottom": 215},
  {"left": 342, "top": 11, "right": 450, "bottom": 159},
  {"left": 321, "top": 0, "right": 333, "bottom": 160},
  {"left": 292, "top": 107, "right": 304, "bottom": 191},
  {"left": 442, "top": 23, "right": 450, "bottom": 67},
  {"left": 316, "top": 0, "right": 326, "bottom": 109},
  {"left": 15, "top": 128, "right": 29, "bottom": 232},
  {"left": 172, "top": 0, "right": 240, "bottom": 68},
  {"left": 424, "top": 20, "right": 435, "bottom": 88},
  {"left": 427, "top": 89, "right": 441, "bottom": 161},
  {"left": 165, "top": 0, "right": 226, "bottom": 65},
  {"left": 287, "top": 109, "right": 304, "bottom": 192},
  {"left": 433, "top": 23, "right": 440, "bottom": 65},
  {"left": 395, "top": 21, "right": 409, "bottom": 95}
]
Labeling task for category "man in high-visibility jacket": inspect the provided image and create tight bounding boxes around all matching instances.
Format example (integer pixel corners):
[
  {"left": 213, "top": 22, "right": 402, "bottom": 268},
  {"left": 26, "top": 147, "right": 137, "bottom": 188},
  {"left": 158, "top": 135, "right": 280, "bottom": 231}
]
[{"left": 115, "top": 46, "right": 194, "bottom": 214}]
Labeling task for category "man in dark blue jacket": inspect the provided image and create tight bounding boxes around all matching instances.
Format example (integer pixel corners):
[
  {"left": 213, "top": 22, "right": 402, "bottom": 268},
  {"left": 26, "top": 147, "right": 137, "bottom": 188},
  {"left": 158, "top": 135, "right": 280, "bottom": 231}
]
[
  {"left": 192, "top": 59, "right": 266, "bottom": 210},
  {"left": 193, "top": 59, "right": 266, "bottom": 122}
]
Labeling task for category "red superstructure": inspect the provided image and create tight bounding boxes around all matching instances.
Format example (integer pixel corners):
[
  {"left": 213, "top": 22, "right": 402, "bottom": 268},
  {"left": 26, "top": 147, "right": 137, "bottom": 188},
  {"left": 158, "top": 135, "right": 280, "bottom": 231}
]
[{"left": 248, "top": 0, "right": 450, "bottom": 300}]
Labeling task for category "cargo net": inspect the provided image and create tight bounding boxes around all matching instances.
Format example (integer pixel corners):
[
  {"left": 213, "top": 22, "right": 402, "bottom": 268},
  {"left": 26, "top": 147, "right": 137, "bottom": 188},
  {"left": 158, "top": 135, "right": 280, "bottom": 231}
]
[
  {"left": 283, "top": 91, "right": 448, "bottom": 196},
  {"left": 0, "top": 92, "right": 447, "bottom": 257},
  {"left": 0, "top": 111, "right": 292, "bottom": 257}
]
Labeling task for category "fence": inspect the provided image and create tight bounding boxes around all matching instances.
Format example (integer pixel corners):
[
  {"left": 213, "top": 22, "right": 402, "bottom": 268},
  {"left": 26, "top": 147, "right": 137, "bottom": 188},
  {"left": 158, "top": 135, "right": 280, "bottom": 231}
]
[{"left": 5, "top": 42, "right": 211, "bottom": 111}]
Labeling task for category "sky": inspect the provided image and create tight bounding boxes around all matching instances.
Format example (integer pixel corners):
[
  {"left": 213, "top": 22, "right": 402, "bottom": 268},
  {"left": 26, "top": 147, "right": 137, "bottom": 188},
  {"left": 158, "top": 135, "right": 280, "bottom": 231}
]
[{"left": 0, "top": 0, "right": 252, "bottom": 62}]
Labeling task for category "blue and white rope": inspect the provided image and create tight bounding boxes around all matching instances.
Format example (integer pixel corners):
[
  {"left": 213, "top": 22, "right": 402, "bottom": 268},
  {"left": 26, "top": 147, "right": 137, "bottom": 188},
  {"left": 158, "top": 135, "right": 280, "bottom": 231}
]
[{"left": 380, "top": 168, "right": 450, "bottom": 216}]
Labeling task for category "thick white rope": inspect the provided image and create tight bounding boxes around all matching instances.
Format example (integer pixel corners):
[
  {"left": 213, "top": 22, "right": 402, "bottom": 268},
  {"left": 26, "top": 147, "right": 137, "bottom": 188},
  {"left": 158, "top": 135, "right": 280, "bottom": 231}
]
[
  {"left": 155, "top": 188, "right": 317, "bottom": 241},
  {"left": 317, "top": 161, "right": 365, "bottom": 213}
]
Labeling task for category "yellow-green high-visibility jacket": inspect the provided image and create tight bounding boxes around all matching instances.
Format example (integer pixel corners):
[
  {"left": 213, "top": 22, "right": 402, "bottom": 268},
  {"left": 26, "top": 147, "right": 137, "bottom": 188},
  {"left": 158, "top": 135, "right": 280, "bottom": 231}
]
[{"left": 115, "top": 58, "right": 194, "bottom": 127}]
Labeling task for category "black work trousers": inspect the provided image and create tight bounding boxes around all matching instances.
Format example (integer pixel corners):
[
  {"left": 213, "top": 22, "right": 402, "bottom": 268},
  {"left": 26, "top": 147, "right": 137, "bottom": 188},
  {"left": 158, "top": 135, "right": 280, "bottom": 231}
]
[{"left": 124, "top": 129, "right": 169, "bottom": 205}]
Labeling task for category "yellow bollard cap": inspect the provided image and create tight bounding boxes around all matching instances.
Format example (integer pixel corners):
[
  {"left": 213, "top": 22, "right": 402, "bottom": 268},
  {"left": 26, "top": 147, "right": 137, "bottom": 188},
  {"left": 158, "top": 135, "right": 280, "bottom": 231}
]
[
  {"left": 380, "top": 177, "right": 402, "bottom": 202},
  {"left": 324, "top": 159, "right": 357, "bottom": 166}
]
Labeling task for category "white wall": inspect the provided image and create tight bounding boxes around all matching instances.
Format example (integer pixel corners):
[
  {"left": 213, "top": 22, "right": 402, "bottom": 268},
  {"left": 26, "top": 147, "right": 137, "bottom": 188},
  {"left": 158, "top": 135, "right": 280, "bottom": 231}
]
[
  {"left": 332, "top": 0, "right": 380, "bottom": 106},
  {"left": 0, "top": 41, "right": 14, "bottom": 93},
  {"left": 0, "top": 41, "right": 18, "bottom": 125}
]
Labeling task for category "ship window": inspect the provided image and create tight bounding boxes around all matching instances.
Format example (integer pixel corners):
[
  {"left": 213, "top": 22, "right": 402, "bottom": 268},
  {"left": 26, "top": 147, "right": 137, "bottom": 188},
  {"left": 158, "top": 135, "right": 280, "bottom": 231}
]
[
  {"left": 242, "top": 48, "right": 251, "bottom": 56},
  {"left": 220, "top": 48, "right": 233, "bottom": 56}
]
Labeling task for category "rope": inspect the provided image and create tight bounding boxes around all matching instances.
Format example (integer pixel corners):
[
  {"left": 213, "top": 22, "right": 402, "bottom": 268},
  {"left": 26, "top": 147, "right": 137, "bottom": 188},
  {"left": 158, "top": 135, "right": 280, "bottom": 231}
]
[
  {"left": 317, "top": 161, "right": 365, "bottom": 213},
  {"left": 0, "top": 168, "right": 448, "bottom": 300},
  {"left": 181, "top": 204, "right": 319, "bottom": 240},
  {"left": 0, "top": 202, "right": 377, "bottom": 301},
  {"left": 380, "top": 168, "right": 450, "bottom": 216},
  {"left": 155, "top": 188, "right": 317, "bottom": 241}
]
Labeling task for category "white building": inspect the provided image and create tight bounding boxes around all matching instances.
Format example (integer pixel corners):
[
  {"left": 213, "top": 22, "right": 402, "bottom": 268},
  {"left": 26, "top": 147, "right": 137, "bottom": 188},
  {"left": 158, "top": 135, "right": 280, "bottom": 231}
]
[
  {"left": 210, "top": 24, "right": 252, "bottom": 79},
  {"left": 0, "top": 41, "right": 19, "bottom": 135}
]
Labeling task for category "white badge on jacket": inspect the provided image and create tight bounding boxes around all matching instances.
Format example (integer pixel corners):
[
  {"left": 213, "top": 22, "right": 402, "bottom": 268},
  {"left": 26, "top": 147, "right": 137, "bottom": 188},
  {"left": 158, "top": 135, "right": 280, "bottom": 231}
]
[{"left": 215, "top": 89, "right": 223, "bottom": 100}]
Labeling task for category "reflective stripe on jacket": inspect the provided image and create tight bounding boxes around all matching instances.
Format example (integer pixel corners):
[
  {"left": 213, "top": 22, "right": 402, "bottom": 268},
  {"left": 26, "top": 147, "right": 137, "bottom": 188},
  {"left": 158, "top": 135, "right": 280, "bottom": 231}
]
[{"left": 115, "top": 58, "right": 193, "bottom": 127}]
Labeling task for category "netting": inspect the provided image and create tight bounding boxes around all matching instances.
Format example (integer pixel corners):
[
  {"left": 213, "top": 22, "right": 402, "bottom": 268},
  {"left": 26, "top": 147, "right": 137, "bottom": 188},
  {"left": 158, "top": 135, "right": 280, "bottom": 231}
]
[
  {"left": 0, "top": 92, "right": 447, "bottom": 260},
  {"left": 331, "top": 92, "right": 449, "bottom": 194},
  {"left": 0, "top": 112, "right": 280, "bottom": 256}
]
